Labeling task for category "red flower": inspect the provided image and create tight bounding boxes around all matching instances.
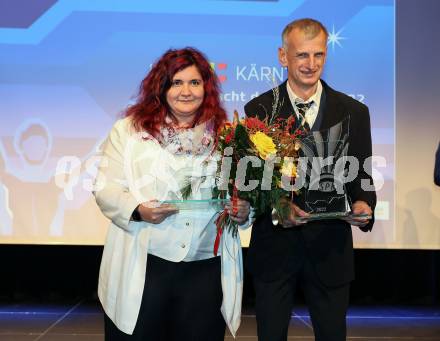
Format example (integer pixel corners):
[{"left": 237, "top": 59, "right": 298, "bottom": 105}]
[
  {"left": 285, "top": 115, "right": 296, "bottom": 131},
  {"left": 225, "top": 130, "right": 234, "bottom": 144},
  {"left": 244, "top": 117, "right": 269, "bottom": 132}
]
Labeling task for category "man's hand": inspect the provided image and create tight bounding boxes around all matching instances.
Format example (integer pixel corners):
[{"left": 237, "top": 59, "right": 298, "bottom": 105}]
[
  {"left": 342, "top": 200, "right": 372, "bottom": 227},
  {"left": 137, "top": 200, "right": 179, "bottom": 224},
  {"left": 225, "top": 199, "right": 251, "bottom": 225},
  {"left": 280, "top": 202, "right": 310, "bottom": 227}
]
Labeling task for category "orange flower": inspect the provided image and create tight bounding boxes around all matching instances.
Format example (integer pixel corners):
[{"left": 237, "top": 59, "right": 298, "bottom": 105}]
[{"left": 232, "top": 110, "right": 240, "bottom": 127}]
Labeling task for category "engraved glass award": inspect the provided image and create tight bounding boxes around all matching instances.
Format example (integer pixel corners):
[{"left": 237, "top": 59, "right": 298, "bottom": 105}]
[{"left": 292, "top": 118, "right": 369, "bottom": 222}]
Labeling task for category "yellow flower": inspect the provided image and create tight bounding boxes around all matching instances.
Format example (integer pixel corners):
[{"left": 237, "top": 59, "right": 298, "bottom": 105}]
[
  {"left": 280, "top": 160, "right": 297, "bottom": 178},
  {"left": 250, "top": 131, "right": 277, "bottom": 159}
]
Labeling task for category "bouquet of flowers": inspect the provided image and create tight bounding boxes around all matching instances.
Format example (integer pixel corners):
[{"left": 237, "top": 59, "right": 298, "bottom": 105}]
[{"left": 210, "top": 111, "right": 308, "bottom": 254}]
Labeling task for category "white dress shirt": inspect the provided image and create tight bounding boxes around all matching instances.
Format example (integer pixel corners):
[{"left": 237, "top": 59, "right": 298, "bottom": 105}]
[
  {"left": 94, "top": 117, "right": 247, "bottom": 336},
  {"left": 286, "top": 80, "right": 323, "bottom": 129}
]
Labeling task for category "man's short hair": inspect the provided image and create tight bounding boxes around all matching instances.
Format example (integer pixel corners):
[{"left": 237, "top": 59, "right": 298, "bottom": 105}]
[{"left": 282, "top": 18, "right": 328, "bottom": 48}]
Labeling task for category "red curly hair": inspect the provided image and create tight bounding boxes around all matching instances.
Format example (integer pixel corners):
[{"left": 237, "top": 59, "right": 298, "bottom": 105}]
[{"left": 126, "top": 47, "right": 227, "bottom": 137}]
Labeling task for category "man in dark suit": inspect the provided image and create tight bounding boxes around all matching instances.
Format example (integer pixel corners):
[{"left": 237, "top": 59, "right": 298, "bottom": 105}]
[
  {"left": 244, "top": 18, "right": 376, "bottom": 341},
  {"left": 435, "top": 142, "right": 440, "bottom": 186}
]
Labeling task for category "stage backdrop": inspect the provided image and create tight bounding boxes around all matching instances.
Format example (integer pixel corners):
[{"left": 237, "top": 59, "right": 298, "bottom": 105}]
[{"left": 0, "top": 0, "right": 400, "bottom": 247}]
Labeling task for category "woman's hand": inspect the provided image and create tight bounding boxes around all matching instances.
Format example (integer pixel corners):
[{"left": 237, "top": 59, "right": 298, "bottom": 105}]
[
  {"left": 137, "top": 200, "right": 179, "bottom": 224},
  {"left": 225, "top": 199, "right": 251, "bottom": 225}
]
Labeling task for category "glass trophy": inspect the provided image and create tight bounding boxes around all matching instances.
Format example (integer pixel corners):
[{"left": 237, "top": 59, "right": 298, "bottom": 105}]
[
  {"left": 276, "top": 117, "right": 371, "bottom": 224},
  {"left": 294, "top": 118, "right": 350, "bottom": 221}
]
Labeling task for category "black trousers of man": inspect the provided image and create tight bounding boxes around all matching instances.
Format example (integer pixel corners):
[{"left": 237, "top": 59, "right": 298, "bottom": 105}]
[{"left": 253, "top": 233, "right": 350, "bottom": 341}]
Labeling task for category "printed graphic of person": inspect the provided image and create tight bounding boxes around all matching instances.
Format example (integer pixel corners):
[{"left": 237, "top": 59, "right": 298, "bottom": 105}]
[{"left": 0, "top": 119, "right": 65, "bottom": 238}]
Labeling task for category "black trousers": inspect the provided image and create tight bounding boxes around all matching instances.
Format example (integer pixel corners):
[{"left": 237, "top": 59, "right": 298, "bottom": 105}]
[
  {"left": 104, "top": 254, "right": 225, "bottom": 341},
  {"left": 253, "top": 255, "right": 350, "bottom": 341}
]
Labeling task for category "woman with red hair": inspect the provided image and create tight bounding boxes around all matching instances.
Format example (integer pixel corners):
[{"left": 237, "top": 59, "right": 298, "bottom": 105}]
[{"left": 94, "top": 48, "right": 250, "bottom": 340}]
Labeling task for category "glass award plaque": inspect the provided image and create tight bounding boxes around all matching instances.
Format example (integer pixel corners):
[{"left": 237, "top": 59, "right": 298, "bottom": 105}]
[{"left": 161, "top": 198, "right": 229, "bottom": 211}]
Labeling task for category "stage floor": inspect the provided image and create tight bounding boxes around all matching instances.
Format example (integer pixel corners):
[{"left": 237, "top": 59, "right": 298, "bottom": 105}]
[{"left": 0, "top": 299, "right": 439, "bottom": 340}]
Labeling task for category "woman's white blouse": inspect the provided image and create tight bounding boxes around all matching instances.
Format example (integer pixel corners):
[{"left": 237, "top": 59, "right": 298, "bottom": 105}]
[{"left": 94, "top": 117, "right": 247, "bottom": 336}]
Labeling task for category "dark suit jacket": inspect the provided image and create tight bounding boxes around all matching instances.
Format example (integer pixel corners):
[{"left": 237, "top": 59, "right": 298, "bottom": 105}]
[
  {"left": 244, "top": 80, "right": 377, "bottom": 287},
  {"left": 435, "top": 142, "right": 440, "bottom": 186}
]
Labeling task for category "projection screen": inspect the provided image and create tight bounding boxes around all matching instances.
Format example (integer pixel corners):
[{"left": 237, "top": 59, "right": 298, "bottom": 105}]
[{"left": 0, "top": 0, "right": 414, "bottom": 248}]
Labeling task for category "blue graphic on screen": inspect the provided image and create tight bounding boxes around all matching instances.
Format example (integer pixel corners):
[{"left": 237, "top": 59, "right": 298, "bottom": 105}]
[{"left": 0, "top": 0, "right": 394, "bottom": 244}]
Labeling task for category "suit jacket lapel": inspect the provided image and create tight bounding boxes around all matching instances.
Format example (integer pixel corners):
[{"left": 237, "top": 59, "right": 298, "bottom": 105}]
[
  {"left": 277, "top": 81, "right": 295, "bottom": 120},
  {"left": 310, "top": 89, "right": 326, "bottom": 131},
  {"left": 319, "top": 80, "right": 346, "bottom": 129}
]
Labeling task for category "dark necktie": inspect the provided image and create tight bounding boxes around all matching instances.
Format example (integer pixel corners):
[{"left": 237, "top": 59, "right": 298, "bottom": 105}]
[{"left": 295, "top": 100, "right": 314, "bottom": 131}]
